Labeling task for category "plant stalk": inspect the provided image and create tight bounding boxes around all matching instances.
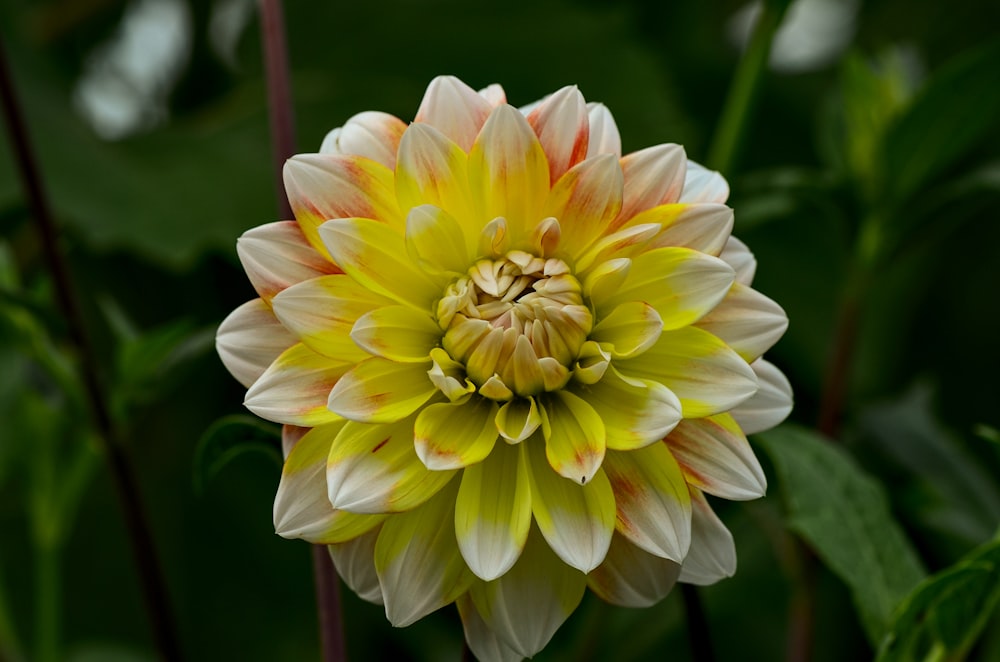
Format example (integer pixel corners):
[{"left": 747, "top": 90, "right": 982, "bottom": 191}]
[
  {"left": 0, "top": 33, "right": 181, "bottom": 662},
  {"left": 681, "top": 584, "right": 716, "bottom": 662}
]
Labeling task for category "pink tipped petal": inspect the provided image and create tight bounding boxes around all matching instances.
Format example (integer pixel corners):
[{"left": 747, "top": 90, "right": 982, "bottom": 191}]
[
  {"left": 588, "top": 533, "right": 681, "bottom": 607},
  {"left": 415, "top": 75, "right": 494, "bottom": 151},
  {"left": 613, "top": 144, "right": 687, "bottom": 229},
  {"left": 540, "top": 390, "right": 606, "bottom": 484},
  {"left": 585, "top": 103, "right": 621, "bottom": 158},
  {"left": 525, "top": 441, "right": 615, "bottom": 573},
  {"left": 720, "top": 235, "right": 757, "bottom": 286},
  {"left": 244, "top": 343, "right": 349, "bottom": 427},
  {"left": 527, "top": 85, "right": 590, "bottom": 183},
  {"left": 318, "top": 218, "right": 440, "bottom": 309},
  {"left": 571, "top": 366, "right": 681, "bottom": 451},
  {"left": 327, "top": 418, "right": 456, "bottom": 514},
  {"left": 617, "top": 327, "right": 758, "bottom": 418},
  {"left": 283, "top": 154, "right": 401, "bottom": 256},
  {"left": 666, "top": 414, "right": 767, "bottom": 500},
  {"left": 642, "top": 203, "right": 735, "bottom": 256},
  {"left": 414, "top": 398, "right": 499, "bottom": 471},
  {"left": 273, "top": 422, "right": 387, "bottom": 543},
  {"left": 543, "top": 154, "right": 624, "bottom": 258},
  {"left": 236, "top": 221, "right": 338, "bottom": 301},
  {"left": 468, "top": 105, "right": 551, "bottom": 244},
  {"left": 602, "top": 445, "right": 691, "bottom": 561},
  {"left": 730, "top": 358, "right": 793, "bottom": 434},
  {"left": 327, "top": 357, "right": 437, "bottom": 424},
  {"left": 680, "top": 160, "right": 730, "bottom": 204},
  {"left": 457, "top": 595, "right": 523, "bottom": 662},
  {"left": 478, "top": 84, "right": 507, "bottom": 107},
  {"left": 595, "top": 247, "right": 735, "bottom": 331},
  {"left": 216, "top": 298, "right": 297, "bottom": 388},
  {"left": 696, "top": 283, "right": 789, "bottom": 362},
  {"left": 395, "top": 123, "right": 477, "bottom": 233},
  {"left": 455, "top": 442, "right": 531, "bottom": 581},
  {"left": 319, "top": 111, "right": 407, "bottom": 169},
  {"left": 329, "top": 527, "right": 384, "bottom": 604},
  {"left": 374, "top": 479, "right": 472, "bottom": 626},
  {"left": 679, "top": 488, "right": 737, "bottom": 585},
  {"left": 271, "top": 274, "right": 392, "bottom": 362},
  {"left": 469, "top": 527, "right": 586, "bottom": 658},
  {"left": 351, "top": 305, "right": 442, "bottom": 363}
]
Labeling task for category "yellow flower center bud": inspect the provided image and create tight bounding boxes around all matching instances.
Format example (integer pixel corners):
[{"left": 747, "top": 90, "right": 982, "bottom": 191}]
[{"left": 437, "top": 251, "right": 592, "bottom": 400}]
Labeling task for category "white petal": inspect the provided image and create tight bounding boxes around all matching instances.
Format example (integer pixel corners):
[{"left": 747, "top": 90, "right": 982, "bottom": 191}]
[
  {"left": 585, "top": 102, "right": 621, "bottom": 158},
  {"left": 678, "top": 488, "right": 737, "bottom": 585},
  {"left": 730, "top": 358, "right": 793, "bottom": 435},
  {"left": 719, "top": 235, "right": 757, "bottom": 286},
  {"left": 457, "top": 595, "right": 524, "bottom": 662},
  {"left": 526, "top": 85, "right": 589, "bottom": 182},
  {"left": 243, "top": 343, "right": 349, "bottom": 427},
  {"left": 216, "top": 298, "right": 297, "bottom": 388},
  {"left": 615, "top": 143, "right": 687, "bottom": 226},
  {"left": 666, "top": 414, "right": 767, "bottom": 500},
  {"left": 415, "top": 75, "right": 493, "bottom": 151},
  {"left": 587, "top": 533, "right": 680, "bottom": 607},
  {"left": 319, "top": 111, "right": 407, "bottom": 169},
  {"left": 328, "top": 527, "right": 384, "bottom": 604},
  {"left": 236, "top": 221, "right": 336, "bottom": 301},
  {"left": 478, "top": 84, "right": 508, "bottom": 107},
  {"left": 696, "top": 283, "right": 788, "bottom": 362},
  {"left": 680, "top": 160, "right": 730, "bottom": 204}
]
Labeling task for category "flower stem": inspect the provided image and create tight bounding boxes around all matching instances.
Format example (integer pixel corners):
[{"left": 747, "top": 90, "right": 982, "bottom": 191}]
[
  {"left": 706, "top": 0, "right": 791, "bottom": 174},
  {"left": 34, "top": 543, "right": 59, "bottom": 662},
  {"left": 681, "top": 584, "right": 716, "bottom": 662},
  {"left": 255, "top": 3, "right": 346, "bottom": 659},
  {"left": 0, "top": 33, "right": 182, "bottom": 662}
]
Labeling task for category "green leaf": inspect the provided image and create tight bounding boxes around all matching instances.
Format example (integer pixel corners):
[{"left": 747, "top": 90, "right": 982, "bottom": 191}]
[
  {"left": 876, "top": 538, "right": 1000, "bottom": 662},
  {"left": 860, "top": 384, "right": 1000, "bottom": 549},
  {"left": 756, "top": 424, "right": 926, "bottom": 643},
  {"left": 193, "top": 415, "right": 282, "bottom": 495},
  {"left": 883, "top": 40, "right": 1000, "bottom": 206}
]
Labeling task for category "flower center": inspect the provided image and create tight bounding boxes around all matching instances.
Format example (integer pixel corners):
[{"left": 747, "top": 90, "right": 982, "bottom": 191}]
[{"left": 437, "top": 251, "right": 593, "bottom": 400}]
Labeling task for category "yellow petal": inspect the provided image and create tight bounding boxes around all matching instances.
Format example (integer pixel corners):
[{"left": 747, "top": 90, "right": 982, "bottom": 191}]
[
  {"left": 496, "top": 397, "right": 541, "bottom": 443},
  {"left": 243, "top": 343, "right": 349, "bottom": 427},
  {"left": 327, "top": 357, "right": 437, "bottom": 424},
  {"left": 539, "top": 390, "right": 606, "bottom": 484},
  {"left": 414, "top": 398, "right": 499, "bottom": 471},
  {"left": 404, "top": 204, "right": 472, "bottom": 276},
  {"left": 350, "top": 305, "right": 442, "bottom": 363},
  {"left": 543, "top": 154, "right": 623, "bottom": 259},
  {"left": 589, "top": 301, "right": 663, "bottom": 359}
]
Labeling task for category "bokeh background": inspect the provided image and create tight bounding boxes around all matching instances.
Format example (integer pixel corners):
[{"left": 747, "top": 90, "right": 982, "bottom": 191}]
[{"left": 1, "top": 0, "right": 999, "bottom": 660}]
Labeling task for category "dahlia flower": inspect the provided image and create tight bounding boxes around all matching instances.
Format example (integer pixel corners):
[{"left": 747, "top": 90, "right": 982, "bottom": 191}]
[{"left": 217, "top": 76, "right": 791, "bottom": 660}]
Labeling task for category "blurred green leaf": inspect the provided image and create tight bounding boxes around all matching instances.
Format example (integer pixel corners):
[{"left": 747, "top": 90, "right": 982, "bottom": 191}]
[
  {"left": 756, "top": 425, "right": 926, "bottom": 643},
  {"left": 193, "top": 415, "right": 282, "bottom": 495},
  {"left": 883, "top": 40, "right": 1000, "bottom": 206},
  {"left": 876, "top": 537, "right": 1000, "bottom": 662},
  {"left": 860, "top": 384, "right": 1000, "bottom": 549}
]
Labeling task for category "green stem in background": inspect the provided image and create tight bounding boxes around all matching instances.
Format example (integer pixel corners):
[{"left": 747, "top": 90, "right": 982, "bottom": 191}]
[
  {"left": 681, "top": 584, "right": 716, "bottom": 662},
  {"left": 256, "top": 2, "right": 345, "bottom": 660},
  {"left": 0, "top": 33, "right": 182, "bottom": 662},
  {"left": 0, "top": 558, "right": 24, "bottom": 662},
  {"left": 706, "top": 0, "right": 792, "bottom": 174},
  {"left": 34, "top": 544, "right": 59, "bottom": 662}
]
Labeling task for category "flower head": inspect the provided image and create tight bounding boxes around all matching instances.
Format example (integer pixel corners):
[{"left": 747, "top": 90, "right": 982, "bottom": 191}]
[{"left": 217, "top": 76, "right": 792, "bottom": 660}]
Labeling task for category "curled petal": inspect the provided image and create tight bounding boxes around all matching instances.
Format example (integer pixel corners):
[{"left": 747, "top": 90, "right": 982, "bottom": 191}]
[
  {"left": 216, "top": 298, "right": 297, "bottom": 388},
  {"left": 617, "top": 327, "right": 758, "bottom": 418},
  {"left": 730, "top": 358, "right": 793, "bottom": 434},
  {"left": 328, "top": 526, "right": 384, "bottom": 604},
  {"left": 666, "top": 414, "right": 767, "bottom": 500},
  {"left": 571, "top": 366, "right": 681, "bottom": 451},
  {"left": 374, "top": 479, "right": 472, "bottom": 626},
  {"left": 585, "top": 102, "right": 621, "bottom": 158},
  {"left": 236, "top": 221, "right": 338, "bottom": 301},
  {"left": 680, "top": 160, "right": 730, "bottom": 204},
  {"left": 327, "top": 357, "right": 437, "bottom": 424},
  {"left": 696, "top": 283, "right": 788, "bottom": 362},
  {"left": 602, "top": 445, "right": 691, "bottom": 561},
  {"left": 351, "top": 305, "right": 442, "bottom": 363},
  {"left": 469, "top": 527, "right": 586, "bottom": 658},
  {"left": 283, "top": 154, "right": 400, "bottom": 256},
  {"left": 327, "top": 418, "right": 456, "bottom": 513},
  {"left": 678, "top": 488, "right": 737, "bottom": 585},
  {"left": 455, "top": 442, "right": 531, "bottom": 580},
  {"left": 319, "top": 111, "right": 407, "bottom": 169},
  {"left": 588, "top": 533, "right": 680, "bottom": 607},
  {"left": 244, "top": 343, "right": 349, "bottom": 427},
  {"left": 613, "top": 144, "right": 687, "bottom": 229},
  {"left": 589, "top": 301, "right": 663, "bottom": 359},
  {"left": 525, "top": 441, "right": 615, "bottom": 573},
  {"left": 526, "top": 85, "right": 590, "bottom": 183},
  {"left": 539, "top": 391, "right": 606, "bottom": 484},
  {"left": 273, "top": 422, "right": 386, "bottom": 543},
  {"left": 496, "top": 397, "right": 541, "bottom": 443},
  {"left": 414, "top": 398, "right": 499, "bottom": 471},
  {"left": 415, "top": 75, "right": 494, "bottom": 151}
]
